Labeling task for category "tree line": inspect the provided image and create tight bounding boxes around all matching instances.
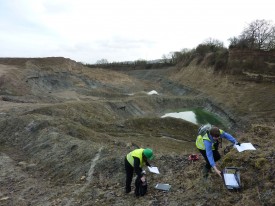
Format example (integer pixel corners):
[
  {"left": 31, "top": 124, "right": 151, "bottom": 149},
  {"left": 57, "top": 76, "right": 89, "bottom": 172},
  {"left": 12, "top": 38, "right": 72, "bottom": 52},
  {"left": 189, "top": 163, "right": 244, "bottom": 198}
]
[
  {"left": 161, "top": 19, "right": 275, "bottom": 73},
  {"left": 88, "top": 19, "right": 275, "bottom": 70}
]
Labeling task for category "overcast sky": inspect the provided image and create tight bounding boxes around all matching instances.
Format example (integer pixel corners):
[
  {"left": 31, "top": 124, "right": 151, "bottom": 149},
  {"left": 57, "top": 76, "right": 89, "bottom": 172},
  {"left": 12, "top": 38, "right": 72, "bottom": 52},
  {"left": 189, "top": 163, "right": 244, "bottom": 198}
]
[{"left": 0, "top": 0, "right": 274, "bottom": 63}]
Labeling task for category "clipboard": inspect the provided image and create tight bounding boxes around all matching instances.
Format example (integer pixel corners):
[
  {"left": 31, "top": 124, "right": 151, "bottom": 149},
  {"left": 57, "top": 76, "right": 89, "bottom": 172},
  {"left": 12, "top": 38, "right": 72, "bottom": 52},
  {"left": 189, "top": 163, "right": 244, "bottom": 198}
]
[
  {"left": 222, "top": 167, "right": 241, "bottom": 191},
  {"left": 148, "top": 166, "right": 160, "bottom": 174}
]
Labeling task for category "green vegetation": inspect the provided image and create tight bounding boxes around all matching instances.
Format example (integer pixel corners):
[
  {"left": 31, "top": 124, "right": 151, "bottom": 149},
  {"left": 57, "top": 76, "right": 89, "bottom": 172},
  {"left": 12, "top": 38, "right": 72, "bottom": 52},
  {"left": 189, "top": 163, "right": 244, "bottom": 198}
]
[{"left": 193, "top": 108, "right": 224, "bottom": 127}]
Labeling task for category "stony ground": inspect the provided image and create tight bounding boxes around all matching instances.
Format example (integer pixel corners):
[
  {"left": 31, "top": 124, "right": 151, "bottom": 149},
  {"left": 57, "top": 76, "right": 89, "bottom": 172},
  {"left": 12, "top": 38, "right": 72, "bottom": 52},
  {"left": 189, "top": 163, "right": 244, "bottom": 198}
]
[{"left": 0, "top": 58, "right": 274, "bottom": 206}]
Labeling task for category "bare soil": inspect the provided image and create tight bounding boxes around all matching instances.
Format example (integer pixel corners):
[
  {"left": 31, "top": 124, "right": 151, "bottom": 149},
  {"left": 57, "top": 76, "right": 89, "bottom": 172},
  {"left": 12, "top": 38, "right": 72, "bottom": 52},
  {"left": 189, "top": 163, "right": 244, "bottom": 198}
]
[{"left": 0, "top": 58, "right": 274, "bottom": 206}]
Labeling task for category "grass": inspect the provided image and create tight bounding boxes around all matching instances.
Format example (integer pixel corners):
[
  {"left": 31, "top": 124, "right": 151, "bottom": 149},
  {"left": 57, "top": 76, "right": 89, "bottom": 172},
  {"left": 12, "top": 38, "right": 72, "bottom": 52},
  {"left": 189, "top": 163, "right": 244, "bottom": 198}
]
[{"left": 1, "top": 58, "right": 275, "bottom": 205}]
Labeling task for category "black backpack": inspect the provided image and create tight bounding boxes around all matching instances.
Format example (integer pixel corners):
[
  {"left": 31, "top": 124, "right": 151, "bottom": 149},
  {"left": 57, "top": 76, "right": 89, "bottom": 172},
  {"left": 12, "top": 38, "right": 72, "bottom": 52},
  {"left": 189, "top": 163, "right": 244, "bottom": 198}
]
[{"left": 135, "top": 176, "right": 147, "bottom": 197}]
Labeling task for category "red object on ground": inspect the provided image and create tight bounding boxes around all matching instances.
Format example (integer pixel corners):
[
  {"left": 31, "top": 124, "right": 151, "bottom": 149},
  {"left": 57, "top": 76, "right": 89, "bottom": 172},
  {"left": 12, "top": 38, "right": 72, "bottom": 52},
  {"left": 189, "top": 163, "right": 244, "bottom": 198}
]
[{"left": 188, "top": 154, "right": 199, "bottom": 161}]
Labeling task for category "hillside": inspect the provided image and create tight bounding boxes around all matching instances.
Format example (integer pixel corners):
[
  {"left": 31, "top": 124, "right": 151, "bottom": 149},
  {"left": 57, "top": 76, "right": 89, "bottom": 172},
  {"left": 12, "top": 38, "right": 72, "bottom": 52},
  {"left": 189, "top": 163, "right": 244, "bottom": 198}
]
[{"left": 0, "top": 57, "right": 274, "bottom": 206}]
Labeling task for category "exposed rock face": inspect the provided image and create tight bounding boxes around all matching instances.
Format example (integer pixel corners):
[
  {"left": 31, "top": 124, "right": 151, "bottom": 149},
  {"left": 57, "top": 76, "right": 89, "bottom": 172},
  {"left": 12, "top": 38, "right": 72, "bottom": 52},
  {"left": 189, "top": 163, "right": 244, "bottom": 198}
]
[
  {"left": 0, "top": 57, "right": 274, "bottom": 205},
  {"left": 228, "top": 49, "right": 275, "bottom": 74}
]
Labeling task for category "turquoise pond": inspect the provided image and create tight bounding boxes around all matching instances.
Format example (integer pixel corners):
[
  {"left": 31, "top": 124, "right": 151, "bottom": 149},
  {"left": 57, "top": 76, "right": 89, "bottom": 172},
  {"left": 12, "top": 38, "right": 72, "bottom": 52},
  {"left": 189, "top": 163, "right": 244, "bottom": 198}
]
[{"left": 161, "top": 109, "right": 224, "bottom": 127}]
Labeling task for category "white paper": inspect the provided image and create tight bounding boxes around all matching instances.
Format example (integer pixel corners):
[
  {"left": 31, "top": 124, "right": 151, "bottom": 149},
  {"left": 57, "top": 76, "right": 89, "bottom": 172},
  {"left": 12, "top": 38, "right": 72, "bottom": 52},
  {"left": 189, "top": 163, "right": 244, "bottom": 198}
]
[
  {"left": 235, "top": 143, "right": 256, "bottom": 152},
  {"left": 148, "top": 166, "right": 160, "bottom": 174},
  {"left": 224, "top": 174, "right": 239, "bottom": 187}
]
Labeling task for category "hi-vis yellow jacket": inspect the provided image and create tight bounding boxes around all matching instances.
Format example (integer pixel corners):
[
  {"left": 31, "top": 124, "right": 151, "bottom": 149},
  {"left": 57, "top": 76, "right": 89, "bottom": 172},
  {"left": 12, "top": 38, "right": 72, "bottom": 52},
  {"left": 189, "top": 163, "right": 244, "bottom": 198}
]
[
  {"left": 196, "top": 129, "right": 224, "bottom": 150},
  {"left": 126, "top": 148, "right": 145, "bottom": 167}
]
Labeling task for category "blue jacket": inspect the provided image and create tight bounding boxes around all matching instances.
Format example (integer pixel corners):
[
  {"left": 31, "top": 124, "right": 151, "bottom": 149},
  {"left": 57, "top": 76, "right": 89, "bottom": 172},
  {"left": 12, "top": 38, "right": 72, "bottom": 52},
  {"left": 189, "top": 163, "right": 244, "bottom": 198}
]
[{"left": 204, "top": 132, "right": 237, "bottom": 167}]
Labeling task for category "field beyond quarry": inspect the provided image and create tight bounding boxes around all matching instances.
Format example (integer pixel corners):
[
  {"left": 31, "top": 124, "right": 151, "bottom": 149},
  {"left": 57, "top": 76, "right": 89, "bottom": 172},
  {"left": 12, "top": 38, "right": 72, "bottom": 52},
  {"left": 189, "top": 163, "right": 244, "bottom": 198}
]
[{"left": 0, "top": 58, "right": 274, "bottom": 206}]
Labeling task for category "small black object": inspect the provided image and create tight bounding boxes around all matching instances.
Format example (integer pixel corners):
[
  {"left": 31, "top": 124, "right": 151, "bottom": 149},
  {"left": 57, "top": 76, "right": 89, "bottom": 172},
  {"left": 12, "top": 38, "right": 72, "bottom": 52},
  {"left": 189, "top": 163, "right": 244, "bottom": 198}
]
[
  {"left": 135, "top": 176, "right": 147, "bottom": 197},
  {"left": 224, "top": 144, "right": 234, "bottom": 155}
]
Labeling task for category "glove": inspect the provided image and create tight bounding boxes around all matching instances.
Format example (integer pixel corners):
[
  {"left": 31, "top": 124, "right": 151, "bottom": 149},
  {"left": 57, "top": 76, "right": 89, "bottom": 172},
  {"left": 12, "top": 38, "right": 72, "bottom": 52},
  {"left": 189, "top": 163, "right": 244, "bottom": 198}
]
[
  {"left": 235, "top": 142, "right": 241, "bottom": 146},
  {"left": 141, "top": 176, "right": 146, "bottom": 182}
]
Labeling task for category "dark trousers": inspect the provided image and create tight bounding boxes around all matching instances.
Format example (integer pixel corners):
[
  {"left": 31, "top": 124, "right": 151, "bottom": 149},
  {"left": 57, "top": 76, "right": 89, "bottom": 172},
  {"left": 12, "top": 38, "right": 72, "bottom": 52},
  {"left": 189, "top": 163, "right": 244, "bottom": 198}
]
[
  {"left": 125, "top": 157, "right": 141, "bottom": 193},
  {"left": 198, "top": 148, "right": 221, "bottom": 170},
  {"left": 125, "top": 157, "right": 133, "bottom": 192}
]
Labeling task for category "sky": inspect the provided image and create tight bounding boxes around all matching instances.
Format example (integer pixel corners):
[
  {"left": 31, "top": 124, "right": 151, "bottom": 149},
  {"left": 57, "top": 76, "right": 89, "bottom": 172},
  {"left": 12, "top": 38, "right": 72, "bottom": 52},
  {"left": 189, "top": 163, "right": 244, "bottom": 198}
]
[{"left": 0, "top": 0, "right": 274, "bottom": 64}]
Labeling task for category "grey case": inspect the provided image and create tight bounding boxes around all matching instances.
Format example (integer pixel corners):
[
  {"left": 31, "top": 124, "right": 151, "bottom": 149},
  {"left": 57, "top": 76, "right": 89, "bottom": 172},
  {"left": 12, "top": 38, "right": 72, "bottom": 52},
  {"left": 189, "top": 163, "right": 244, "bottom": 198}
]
[{"left": 155, "top": 183, "right": 171, "bottom": 191}]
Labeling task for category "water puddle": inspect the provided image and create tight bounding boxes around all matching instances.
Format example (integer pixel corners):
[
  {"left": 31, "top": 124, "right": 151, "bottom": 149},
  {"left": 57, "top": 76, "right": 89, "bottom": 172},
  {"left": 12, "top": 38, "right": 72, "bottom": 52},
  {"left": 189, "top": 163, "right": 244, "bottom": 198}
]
[
  {"left": 162, "top": 111, "right": 197, "bottom": 124},
  {"left": 161, "top": 108, "right": 224, "bottom": 126}
]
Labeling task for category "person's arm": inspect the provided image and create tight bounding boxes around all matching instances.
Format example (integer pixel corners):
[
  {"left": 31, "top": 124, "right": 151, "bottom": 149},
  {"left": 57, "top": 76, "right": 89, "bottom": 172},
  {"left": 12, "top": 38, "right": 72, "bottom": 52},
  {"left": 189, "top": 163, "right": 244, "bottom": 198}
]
[
  {"left": 204, "top": 140, "right": 222, "bottom": 177},
  {"left": 204, "top": 140, "right": 215, "bottom": 167},
  {"left": 212, "top": 165, "right": 222, "bottom": 177},
  {"left": 221, "top": 132, "right": 237, "bottom": 144},
  {"left": 145, "top": 159, "right": 151, "bottom": 167},
  {"left": 133, "top": 157, "right": 142, "bottom": 178}
]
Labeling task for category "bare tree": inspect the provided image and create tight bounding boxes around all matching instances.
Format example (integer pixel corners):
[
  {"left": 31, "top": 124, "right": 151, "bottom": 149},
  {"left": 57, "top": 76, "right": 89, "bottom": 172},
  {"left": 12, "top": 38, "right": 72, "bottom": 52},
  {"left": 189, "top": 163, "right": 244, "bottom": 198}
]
[
  {"left": 161, "top": 54, "right": 168, "bottom": 63},
  {"left": 229, "top": 19, "right": 275, "bottom": 50},
  {"left": 195, "top": 38, "right": 225, "bottom": 56},
  {"left": 203, "top": 38, "right": 224, "bottom": 48},
  {"left": 171, "top": 51, "right": 182, "bottom": 64},
  {"left": 162, "top": 53, "right": 173, "bottom": 63},
  {"left": 96, "top": 59, "right": 108, "bottom": 64}
]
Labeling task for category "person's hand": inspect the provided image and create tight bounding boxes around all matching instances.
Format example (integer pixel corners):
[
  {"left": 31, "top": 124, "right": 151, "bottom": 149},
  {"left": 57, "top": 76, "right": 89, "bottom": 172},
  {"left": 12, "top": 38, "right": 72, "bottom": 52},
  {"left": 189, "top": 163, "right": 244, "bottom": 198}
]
[
  {"left": 215, "top": 169, "right": 222, "bottom": 177},
  {"left": 141, "top": 176, "right": 146, "bottom": 182},
  {"left": 213, "top": 166, "right": 222, "bottom": 177},
  {"left": 236, "top": 142, "right": 241, "bottom": 146}
]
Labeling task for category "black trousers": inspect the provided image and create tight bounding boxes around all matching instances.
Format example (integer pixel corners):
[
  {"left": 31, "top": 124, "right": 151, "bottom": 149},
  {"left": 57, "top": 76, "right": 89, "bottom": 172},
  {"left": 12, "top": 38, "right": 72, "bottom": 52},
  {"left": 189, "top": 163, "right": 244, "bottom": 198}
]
[
  {"left": 125, "top": 157, "right": 141, "bottom": 192},
  {"left": 198, "top": 148, "right": 221, "bottom": 170}
]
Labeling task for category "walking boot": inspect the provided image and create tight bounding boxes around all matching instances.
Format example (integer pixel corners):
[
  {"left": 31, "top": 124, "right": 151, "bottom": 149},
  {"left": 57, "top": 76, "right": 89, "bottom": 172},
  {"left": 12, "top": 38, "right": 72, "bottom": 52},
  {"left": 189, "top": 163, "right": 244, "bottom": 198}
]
[
  {"left": 202, "top": 166, "right": 210, "bottom": 180},
  {"left": 125, "top": 187, "right": 131, "bottom": 194}
]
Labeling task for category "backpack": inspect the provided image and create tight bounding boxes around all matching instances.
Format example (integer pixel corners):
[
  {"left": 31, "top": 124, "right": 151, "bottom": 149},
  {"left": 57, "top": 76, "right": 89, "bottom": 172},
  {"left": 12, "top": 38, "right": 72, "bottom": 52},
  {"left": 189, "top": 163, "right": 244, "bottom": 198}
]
[
  {"left": 135, "top": 176, "right": 147, "bottom": 197},
  {"left": 198, "top": 124, "right": 212, "bottom": 136}
]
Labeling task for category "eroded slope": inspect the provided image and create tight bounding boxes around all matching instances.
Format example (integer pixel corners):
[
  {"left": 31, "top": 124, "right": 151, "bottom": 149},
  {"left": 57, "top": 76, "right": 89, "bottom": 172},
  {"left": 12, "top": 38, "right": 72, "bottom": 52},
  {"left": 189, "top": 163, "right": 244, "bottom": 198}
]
[{"left": 0, "top": 58, "right": 274, "bottom": 205}]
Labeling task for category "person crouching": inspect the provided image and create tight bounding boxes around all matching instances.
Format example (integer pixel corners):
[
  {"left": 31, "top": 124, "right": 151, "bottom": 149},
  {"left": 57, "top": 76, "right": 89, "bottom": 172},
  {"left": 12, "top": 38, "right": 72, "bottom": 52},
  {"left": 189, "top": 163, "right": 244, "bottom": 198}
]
[{"left": 124, "top": 148, "right": 154, "bottom": 195}]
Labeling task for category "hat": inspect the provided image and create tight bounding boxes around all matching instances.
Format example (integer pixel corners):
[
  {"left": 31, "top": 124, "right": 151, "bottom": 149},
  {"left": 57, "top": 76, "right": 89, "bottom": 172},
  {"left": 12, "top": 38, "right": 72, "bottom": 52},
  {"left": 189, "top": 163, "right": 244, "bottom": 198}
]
[{"left": 143, "top": 148, "right": 154, "bottom": 160}]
